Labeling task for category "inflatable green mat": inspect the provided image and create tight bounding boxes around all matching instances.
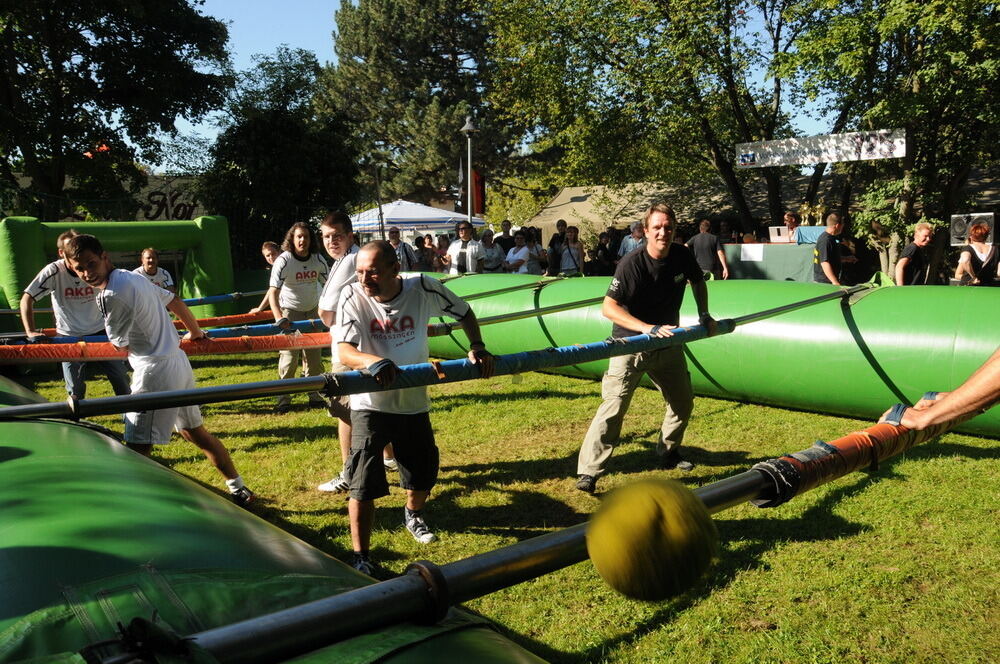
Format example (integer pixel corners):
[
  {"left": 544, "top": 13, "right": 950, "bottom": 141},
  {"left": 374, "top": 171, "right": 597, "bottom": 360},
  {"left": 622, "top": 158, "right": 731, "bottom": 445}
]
[
  {"left": 428, "top": 275, "right": 1000, "bottom": 437},
  {"left": 0, "top": 379, "right": 545, "bottom": 663}
]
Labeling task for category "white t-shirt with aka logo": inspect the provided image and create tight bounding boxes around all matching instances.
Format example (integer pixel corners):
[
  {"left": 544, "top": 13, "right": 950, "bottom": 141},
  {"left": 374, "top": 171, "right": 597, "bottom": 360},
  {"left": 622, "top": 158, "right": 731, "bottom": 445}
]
[
  {"left": 335, "top": 274, "right": 470, "bottom": 414},
  {"left": 132, "top": 266, "right": 174, "bottom": 290},
  {"left": 24, "top": 260, "right": 105, "bottom": 335},
  {"left": 269, "top": 251, "right": 329, "bottom": 311}
]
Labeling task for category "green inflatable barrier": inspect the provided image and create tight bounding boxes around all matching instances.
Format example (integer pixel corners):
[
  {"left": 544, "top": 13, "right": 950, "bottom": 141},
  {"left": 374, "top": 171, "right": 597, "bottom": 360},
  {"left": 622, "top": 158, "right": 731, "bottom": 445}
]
[
  {"left": 0, "top": 375, "right": 545, "bottom": 663},
  {"left": 0, "top": 216, "right": 236, "bottom": 328},
  {"left": 429, "top": 275, "right": 1000, "bottom": 438}
]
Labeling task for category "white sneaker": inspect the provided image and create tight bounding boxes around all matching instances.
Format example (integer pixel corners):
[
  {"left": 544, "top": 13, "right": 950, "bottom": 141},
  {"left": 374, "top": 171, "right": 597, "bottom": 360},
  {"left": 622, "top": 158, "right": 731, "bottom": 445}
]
[
  {"left": 317, "top": 472, "right": 349, "bottom": 493},
  {"left": 383, "top": 457, "right": 398, "bottom": 472},
  {"left": 404, "top": 511, "right": 437, "bottom": 544}
]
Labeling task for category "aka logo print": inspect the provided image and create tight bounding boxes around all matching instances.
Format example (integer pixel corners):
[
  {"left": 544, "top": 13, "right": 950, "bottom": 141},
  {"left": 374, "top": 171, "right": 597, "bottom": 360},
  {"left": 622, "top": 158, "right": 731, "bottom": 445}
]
[
  {"left": 295, "top": 270, "right": 319, "bottom": 281},
  {"left": 370, "top": 316, "right": 415, "bottom": 333},
  {"left": 64, "top": 286, "right": 94, "bottom": 298}
]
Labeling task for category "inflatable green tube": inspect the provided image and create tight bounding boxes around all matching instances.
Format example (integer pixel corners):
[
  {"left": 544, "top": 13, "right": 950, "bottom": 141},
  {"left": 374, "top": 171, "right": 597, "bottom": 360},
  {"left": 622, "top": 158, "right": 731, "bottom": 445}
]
[
  {"left": 429, "top": 276, "right": 1000, "bottom": 437},
  {"left": 0, "top": 379, "right": 543, "bottom": 663}
]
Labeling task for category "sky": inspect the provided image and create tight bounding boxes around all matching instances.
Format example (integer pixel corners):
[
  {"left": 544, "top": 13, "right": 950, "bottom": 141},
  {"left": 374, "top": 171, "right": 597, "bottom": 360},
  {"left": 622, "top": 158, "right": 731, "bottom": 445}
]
[{"left": 175, "top": 0, "right": 341, "bottom": 139}]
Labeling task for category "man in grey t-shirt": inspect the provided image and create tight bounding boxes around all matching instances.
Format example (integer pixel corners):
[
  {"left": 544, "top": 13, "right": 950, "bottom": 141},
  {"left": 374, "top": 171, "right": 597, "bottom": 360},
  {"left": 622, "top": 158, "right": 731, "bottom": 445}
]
[{"left": 685, "top": 219, "right": 729, "bottom": 280}]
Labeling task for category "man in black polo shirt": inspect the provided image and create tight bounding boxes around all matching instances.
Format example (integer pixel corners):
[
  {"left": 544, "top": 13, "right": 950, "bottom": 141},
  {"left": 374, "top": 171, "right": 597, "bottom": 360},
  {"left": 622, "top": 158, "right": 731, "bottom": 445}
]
[
  {"left": 576, "top": 202, "right": 718, "bottom": 494},
  {"left": 813, "top": 211, "right": 857, "bottom": 285},
  {"left": 895, "top": 222, "right": 933, "bottom": 285}
]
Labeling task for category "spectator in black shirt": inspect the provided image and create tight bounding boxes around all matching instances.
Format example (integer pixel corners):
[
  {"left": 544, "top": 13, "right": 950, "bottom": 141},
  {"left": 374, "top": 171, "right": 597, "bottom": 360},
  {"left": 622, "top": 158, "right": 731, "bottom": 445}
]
[
  {"left": 895, "top": 222, "right": 933, "bottom": 285},
  {"left": 685, "top": 219, "right": 730, "bottom": 280},
  {"left": 813, "top": 212, "right": 857, "bottom": 285}
]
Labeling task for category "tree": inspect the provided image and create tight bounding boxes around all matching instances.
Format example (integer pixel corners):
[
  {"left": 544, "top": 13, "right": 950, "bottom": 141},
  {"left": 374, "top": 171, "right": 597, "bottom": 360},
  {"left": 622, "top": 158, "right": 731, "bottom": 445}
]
[
  {"left": 318, "top": 0, "right": 519, "bottom": 205},
  {"left": 197, "top": 47, "right": 358, "bottom": 268},
  {"left": 790, "top": 0, "right": 1000, "bottom": 276},
  {"left": 486, "top": 0, "right": 836, "bottom": 232},
  {"left": 0, "top": 1, "right": 231, "bottom": 220}
]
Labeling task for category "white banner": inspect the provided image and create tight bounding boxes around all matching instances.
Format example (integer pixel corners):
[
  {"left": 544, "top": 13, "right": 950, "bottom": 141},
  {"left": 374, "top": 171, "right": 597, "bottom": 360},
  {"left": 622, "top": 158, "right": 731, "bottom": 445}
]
[{"left": 736, "top": 129, "right": 906, "bottom": 168}]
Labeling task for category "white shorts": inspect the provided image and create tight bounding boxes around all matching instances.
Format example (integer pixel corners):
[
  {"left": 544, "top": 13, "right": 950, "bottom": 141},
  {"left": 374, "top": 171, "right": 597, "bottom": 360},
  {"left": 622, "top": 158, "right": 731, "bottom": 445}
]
[{"left": 125, "top": 350, "right": 203, "bottom": 445}]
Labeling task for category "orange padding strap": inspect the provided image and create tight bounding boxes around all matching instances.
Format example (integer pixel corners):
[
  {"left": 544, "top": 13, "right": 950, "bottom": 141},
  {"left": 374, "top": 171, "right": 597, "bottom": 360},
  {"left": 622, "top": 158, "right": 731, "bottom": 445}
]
[{"left": 0, "top": 332, "right": 329, "bottom": 363}]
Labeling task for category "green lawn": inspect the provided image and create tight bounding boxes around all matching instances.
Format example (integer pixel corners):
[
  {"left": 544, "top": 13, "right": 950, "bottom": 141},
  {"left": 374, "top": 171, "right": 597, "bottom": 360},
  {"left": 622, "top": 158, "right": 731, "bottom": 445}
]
[{"left": 21, "top": 353, "right": 1000, "bottom": 663}]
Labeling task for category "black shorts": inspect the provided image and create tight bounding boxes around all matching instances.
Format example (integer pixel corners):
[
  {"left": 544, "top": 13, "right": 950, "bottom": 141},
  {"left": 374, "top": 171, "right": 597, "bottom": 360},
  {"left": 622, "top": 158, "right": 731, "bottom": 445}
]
[{"left": 347, "top": 410, "right": 439, "bottom": 501}]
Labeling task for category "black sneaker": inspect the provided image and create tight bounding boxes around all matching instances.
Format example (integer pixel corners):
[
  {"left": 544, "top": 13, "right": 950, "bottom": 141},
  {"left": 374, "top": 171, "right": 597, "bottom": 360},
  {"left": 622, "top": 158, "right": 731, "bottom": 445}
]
[
  {"left": 231, "top": 486, "right": 255, "bottom": 507},
  {"left": 575, "top": 474, "right": 597, "bottom": 494},
  {"left": 274, "top": 402, "right": 291, "bottom": 414},
  {"left": 661, "top": 452, "right": 694, "bottom": 472},
  {"left": 352, "top": 554, "right": 375, "bottom": 576}
]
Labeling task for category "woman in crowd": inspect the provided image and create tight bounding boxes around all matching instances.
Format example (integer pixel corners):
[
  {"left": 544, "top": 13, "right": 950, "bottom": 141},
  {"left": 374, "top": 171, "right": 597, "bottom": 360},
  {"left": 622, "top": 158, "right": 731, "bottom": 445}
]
[
  {"left": 524, "top": 227, "right": 546, "bottom": 275},
  {"left": 954, "top": 222, "right": 999, "bottom": 286},
  {"left": 480, "top": 229, "right": 506, "bottom": 273},
  {"left": 558, "top": 225, "right": 584, "bottom": 276},
  {"left": 412, "top": 235, "right": 432, "bottom": 271},
  {"left": 504, "top": 230, "right": 530, "bottom": 273},
  {"left": 434, "top": 234, "right": 450, "bottom": 271}
]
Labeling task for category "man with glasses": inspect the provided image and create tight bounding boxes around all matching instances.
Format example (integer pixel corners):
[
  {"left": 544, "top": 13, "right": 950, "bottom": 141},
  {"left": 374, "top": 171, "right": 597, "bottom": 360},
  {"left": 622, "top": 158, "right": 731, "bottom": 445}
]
[{"left": 440, "top": 222, "right": 484, "bottom": 275}]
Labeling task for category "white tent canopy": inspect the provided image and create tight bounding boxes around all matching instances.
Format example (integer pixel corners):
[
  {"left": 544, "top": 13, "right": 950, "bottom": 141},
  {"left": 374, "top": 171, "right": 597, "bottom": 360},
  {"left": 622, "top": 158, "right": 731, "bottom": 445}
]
[{"left": 350, "top": 200, "right": 485, "bottom": 234}]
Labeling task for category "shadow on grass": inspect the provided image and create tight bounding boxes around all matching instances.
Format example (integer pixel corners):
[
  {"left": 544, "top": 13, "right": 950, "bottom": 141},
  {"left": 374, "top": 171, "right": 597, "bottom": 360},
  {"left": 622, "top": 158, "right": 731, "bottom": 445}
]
[
  {"left": 490, "top": 472, "right": 877, "bottom": 663},
  {"left": 431, "top": 388, "right": 593, "bottom": 413}
]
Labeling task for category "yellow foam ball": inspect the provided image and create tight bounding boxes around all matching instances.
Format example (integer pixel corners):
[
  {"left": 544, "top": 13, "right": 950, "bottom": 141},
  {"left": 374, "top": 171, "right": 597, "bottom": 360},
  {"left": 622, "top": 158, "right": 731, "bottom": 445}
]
[{"left": 586, "top": 479, "right": 718, "bottom": 601}]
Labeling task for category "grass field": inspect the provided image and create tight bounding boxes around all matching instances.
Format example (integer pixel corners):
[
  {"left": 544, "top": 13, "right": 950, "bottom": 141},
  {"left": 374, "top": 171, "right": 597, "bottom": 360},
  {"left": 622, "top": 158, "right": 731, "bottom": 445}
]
[{"left": 21, "top": 352, "right": 999, "bottom": 663}]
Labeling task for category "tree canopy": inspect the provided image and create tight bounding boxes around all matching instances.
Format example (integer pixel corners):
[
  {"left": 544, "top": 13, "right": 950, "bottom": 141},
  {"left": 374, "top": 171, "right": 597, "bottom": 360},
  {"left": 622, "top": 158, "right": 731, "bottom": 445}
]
[
  {"left": 0, "top": 0, "right": 231, "bottom": 220},
  {"left": 318, "top": 0, "right": 520, "bottom": 205},
  {"left": 197, "top": 47, "right": 358, "bottom": 267}
]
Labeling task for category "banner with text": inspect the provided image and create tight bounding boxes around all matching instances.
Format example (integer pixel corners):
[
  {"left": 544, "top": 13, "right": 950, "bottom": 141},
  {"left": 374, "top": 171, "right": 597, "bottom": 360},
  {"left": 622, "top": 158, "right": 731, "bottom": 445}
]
[{"left": 736, "top": 129, "right": 906, "bottom": 168}]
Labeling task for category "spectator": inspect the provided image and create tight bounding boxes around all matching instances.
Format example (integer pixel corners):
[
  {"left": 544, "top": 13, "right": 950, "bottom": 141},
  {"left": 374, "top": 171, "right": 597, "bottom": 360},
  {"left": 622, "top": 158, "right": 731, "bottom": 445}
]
[
  {"left": 434, "top": 235, "right": 450, "bottom": 271},
  {"left": 592, "top": 232, "right": 615, "bottom": 276},
  {"left": 441, "top": 222, "right": 484, "bottom": 274},
  {"left": 387, "top": 227, "right": 419, "bottom": 272},
  {"left": 133, "top": 248, "right": 175, "bottom": 293},
  {"left": 686, "top": 219, "right": 730, "bottom": 280},
  {"left": 524, "top": 227, "right": 547, "bottom": 275},
  {"left": 547, "top": 219, "right": 568, "bottom": 276},
  {"left": 266, "top": 222, "right": 329, "bottom": 413},
  {"left": 411, "top": 236, "right": 433, "bottom": 271},
  {"left": 558, "top": 225, "right": 585, "bottom": 276},
  {"left": 479, "top": 229, "right": 506, "bottom": 273},
  {"left": 813, "top": 212, "right": 857, "bottom": 286},
  {"left": 334, "top": 241, "right": 494, "bottom": 573},
  {"left": 504, "top": 230, "right": 530, "bottom": 273},
  {"left": 616, "top": 222, "right": 646, "bottom": 263},
  {"left": 954, "top": 222, "right": 998, "bottom": 286},
  {"left": 783, "top": 211, "right": 802, "bottom": 243},
  {"left": 895, "top": 222, "right": 934, "bottom": 286},
  {"left": 495, "top": 220, "right": 515, "bottom": 255},
  {"left": 20, "top": 229, "right": 131, "bottom": 400}
]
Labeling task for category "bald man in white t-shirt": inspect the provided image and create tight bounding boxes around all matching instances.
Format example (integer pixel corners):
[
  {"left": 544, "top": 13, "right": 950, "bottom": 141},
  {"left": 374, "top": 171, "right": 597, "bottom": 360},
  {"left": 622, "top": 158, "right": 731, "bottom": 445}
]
[{"left": 333, "top": 240, "right": 494, "bottom": 574}]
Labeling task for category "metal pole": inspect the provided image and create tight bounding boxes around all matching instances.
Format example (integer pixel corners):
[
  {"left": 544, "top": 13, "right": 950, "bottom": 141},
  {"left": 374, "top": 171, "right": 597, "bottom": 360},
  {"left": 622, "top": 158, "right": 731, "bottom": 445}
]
[
  {"left": 0, "top": 286, "right": 869, "bottom": 421},
  {"left": 466, "top": 132, "right": 473, "bottom": 226},
  {"left": 188, "top": 471, "right": 770, "bottom": 663}
]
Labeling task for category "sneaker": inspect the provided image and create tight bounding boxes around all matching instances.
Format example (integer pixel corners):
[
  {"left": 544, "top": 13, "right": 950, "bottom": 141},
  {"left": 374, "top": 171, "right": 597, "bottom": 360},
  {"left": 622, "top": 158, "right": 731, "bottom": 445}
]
[
  {"left": 308, "top": 395, "right": 327, "bottom": 408},
  {"left": 404, "top": 511, "right": 437, "bottom": 544},
  {"left": 317, "top": 472, "right": 350, "bottom": 493},
  {"left": 231, "top": 486, "right": 255, "bottom": 507},
  {"left": 661, "top": 451, "right": 695, "bottom": 472},
  {"left": 575, "top": 474, "right": 597, "bottom": 494},
  {"left": 274, "top": 402, "right": 291, "bottom": 414},
  {"left": 351, "top": 554, "right": 375, "bottom": 576},
  {"left": 383, "top": 457, "right": 398, "bottom": 472}
]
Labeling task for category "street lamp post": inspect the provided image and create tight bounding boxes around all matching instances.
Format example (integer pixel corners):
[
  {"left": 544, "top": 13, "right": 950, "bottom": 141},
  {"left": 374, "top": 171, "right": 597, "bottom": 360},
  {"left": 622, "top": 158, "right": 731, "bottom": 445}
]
[{"left": 460, "top": 116, "right": 477, "bottom": 226}]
